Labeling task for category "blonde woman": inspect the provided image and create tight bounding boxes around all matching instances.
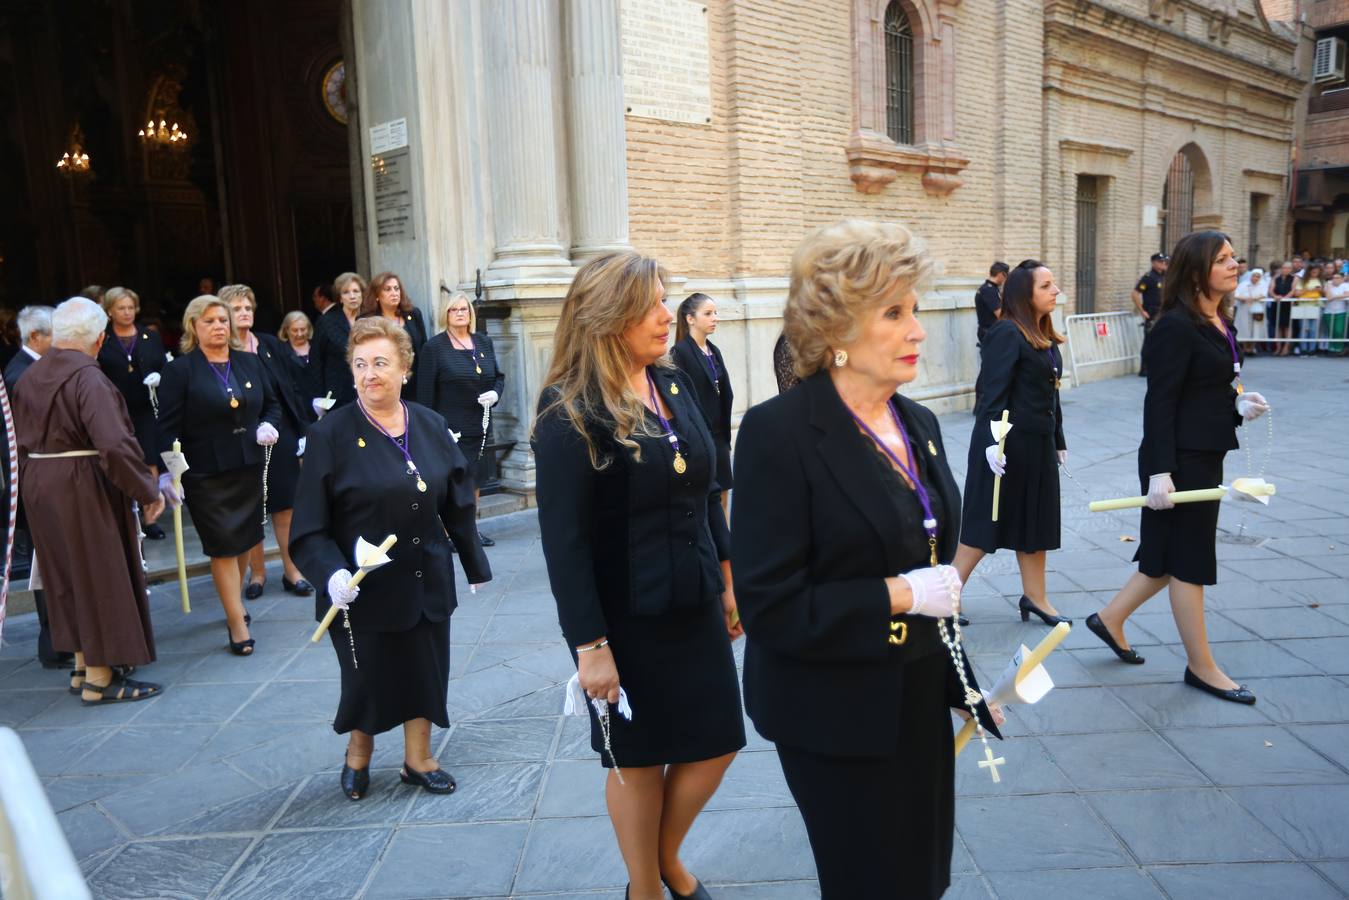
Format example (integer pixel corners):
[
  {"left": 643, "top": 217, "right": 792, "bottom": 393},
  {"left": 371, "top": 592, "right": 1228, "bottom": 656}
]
[
  {"left": 417, "top": 291, "right": 502, "bottom": 546},
  {"left": 314, "top": 272, "right": 366, "bottom": 407},
  {"left": 279, "top": 310, "right": 323, "bottom": 401},
  {"left": 533, "top": 251, "right": 743, "bottom": 900},
  {"left": 157, "top": 295, "right": 281, "bottom": 655}
]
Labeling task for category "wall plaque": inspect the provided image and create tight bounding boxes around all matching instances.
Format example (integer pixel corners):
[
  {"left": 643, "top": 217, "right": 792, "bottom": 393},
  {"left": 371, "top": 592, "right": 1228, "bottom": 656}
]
[
  {"left": 620, "top": 0, "right": 712, "bottom": 125},
  {"left": 373, "top": 147, "right": 415, "bottom": 243}
]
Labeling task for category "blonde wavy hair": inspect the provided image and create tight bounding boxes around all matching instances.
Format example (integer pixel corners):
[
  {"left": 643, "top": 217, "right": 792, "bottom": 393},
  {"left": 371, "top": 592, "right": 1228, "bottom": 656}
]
[
  {"left": 278, "top": 310, "right": 312, "bottom": 343},
  {"left": 784, "top": 219, "right": 935, "bottom": 379},
  {"left": 535, "top": 250, "right": 671, "bottom": 469},
  {"left": 102, "top": 286, "right": 140, "bottom": 315},
  {"left": 218, "top": 283, "right": 256, "bottom": 311},
  {"left": 179, "top": 295, "right": 241, "bottom": 354}
]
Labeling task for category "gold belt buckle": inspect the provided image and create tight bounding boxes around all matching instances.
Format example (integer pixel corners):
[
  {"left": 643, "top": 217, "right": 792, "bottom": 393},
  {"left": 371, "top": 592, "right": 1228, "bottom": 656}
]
[{"left": 888, "top": 620, "right": 907, "bottom": 646}]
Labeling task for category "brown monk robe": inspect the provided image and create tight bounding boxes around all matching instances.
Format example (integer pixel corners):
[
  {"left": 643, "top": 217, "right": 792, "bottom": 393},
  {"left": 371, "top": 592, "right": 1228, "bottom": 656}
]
[{"left": 15, "top": 347, "right": 162, "bottom": 701}]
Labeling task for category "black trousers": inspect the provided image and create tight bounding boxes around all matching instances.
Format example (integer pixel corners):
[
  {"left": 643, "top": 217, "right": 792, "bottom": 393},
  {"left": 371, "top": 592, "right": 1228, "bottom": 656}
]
[
  {"left": 775, "top": 652, "right": 955, "bottom": 900},
  {"left": 34, "top": 589, "right": 64, "bottom": 665}
]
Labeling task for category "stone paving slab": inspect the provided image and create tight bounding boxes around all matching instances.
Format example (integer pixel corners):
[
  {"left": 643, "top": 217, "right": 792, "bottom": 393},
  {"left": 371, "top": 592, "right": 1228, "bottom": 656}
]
[{"left": 3, "top": 356, "right": 1349, "bottom": 898}]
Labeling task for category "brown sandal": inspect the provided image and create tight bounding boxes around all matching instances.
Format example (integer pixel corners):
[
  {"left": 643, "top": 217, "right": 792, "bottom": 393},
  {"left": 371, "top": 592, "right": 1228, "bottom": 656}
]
[{"left": 81, "top": 673, "right": 163, "bottom": 706}]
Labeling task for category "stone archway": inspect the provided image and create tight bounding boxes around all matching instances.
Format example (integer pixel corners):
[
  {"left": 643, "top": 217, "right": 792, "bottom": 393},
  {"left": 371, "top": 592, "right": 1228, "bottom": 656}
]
[{"left": 1160, "top": 142, "right": 1219, "bottom": 252}]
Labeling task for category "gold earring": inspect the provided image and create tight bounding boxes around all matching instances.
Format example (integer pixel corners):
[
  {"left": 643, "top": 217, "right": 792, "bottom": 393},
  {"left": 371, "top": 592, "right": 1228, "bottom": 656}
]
[{"left": 833, "top": 349, "right": 848, "bottom": 368}]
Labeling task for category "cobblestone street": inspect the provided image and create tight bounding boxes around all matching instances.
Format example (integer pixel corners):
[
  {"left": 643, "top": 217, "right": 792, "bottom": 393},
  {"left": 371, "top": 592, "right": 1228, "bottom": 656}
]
[{"left": 3, "top": 357, "right": 1348, "bottom": 899}]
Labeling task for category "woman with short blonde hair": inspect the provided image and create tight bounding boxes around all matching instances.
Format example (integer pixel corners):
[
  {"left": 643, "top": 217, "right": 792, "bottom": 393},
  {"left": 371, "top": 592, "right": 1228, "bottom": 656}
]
[
  {"left": 314, "top": 273, "right": 368, "bottom": 407},
  {"left": 533, "top": 251, "right": 743, "bottom": 900}
]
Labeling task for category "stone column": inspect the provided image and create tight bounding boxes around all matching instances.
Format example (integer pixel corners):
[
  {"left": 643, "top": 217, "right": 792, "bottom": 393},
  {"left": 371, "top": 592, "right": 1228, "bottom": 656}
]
[
  {"left": 485, "top": 0, "right": 570, "bottom": 271},
  {"left": 563, "top": 0, "right": 630, "bottom": 260}
]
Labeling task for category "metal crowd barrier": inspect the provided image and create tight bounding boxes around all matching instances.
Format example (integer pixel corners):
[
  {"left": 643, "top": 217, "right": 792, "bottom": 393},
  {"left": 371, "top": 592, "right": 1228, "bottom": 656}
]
[
  {"left": 0, "top": 727, "right": 91, "bottom": 900},
  {"left": 1063, "top": 311, "right": 1145, "bottom": 385}
]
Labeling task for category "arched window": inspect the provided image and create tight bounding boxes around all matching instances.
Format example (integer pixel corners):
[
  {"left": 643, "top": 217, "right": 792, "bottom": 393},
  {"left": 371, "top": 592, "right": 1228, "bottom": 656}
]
[
  {"left": 884, "top": 2, "right": 915, "bottom": 145},
  {"left": 1161, "top": 151, "right": 1195, "bottom": 253}
]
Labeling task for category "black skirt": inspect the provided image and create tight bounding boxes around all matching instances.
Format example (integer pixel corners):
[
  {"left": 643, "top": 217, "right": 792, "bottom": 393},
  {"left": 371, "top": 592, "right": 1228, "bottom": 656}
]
[
  {"left": 329, "top": 613, "right": 451, "bottom": 735},
  {"left": 776, "top": 649, "right": 955, "bottom": 900},
  {"left": 1134, "top": 449, "right": 1223, "bottom": 585},
  {"left": 265, "top": 421, "right": 300, "bottom": 512},
  {"left": 130, "top": 407, "right": 159, "bottom": 469},
  {"left": 960, "top": 426, "right": 1060, "bottom": 553},
  {"left": 454, "top": 434, "right": 485, "bottom": 467},
  {"left": 585, "top": 595, "right": 745, "bottom": 768},
  {"left": 183, "top": 465, "right": 264, "bottom": 558}
]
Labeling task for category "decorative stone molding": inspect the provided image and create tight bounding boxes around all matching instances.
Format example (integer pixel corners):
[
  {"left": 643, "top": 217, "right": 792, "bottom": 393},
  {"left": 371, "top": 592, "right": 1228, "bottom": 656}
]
[{"left": 847, "top": 0, "right": 969, "bottom": 195}]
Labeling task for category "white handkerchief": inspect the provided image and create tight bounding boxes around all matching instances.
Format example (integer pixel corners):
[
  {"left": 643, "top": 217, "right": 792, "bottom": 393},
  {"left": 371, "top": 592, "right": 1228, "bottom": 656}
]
[{"left": 562, "top": 673, "right": 633, "bottom": 720}]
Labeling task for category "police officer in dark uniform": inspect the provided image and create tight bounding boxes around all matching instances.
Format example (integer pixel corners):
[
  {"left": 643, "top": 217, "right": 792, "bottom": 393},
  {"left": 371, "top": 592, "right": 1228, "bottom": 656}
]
[
  {"left": 975, "top": 262, "right": 1009, "bottom": 346},
  {"left": 1132, "top": 252, "right": 1168, "bottom": 376}
]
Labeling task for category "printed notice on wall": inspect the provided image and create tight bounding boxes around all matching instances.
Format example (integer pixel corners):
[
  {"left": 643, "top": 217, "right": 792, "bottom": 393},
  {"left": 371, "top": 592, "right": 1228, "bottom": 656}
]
[
  {"left": 620, "top": 0, "right": 711, "bottom": 124},
  {"left": 373, "top": 147, "right": 415, "bottom": 243},
  {"left": 369, "top": 118, "right": 409, "bottom": 155}
]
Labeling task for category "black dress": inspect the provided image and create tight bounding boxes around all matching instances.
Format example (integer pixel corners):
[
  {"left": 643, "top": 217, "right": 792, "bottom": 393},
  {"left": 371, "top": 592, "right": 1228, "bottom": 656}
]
[
  {"left": 280, "top": 341, "right": 324, "bottom": 407},
  {"left": 156, "top": 350, "right": 282, "bottom": 558},
  {"left": 533, "top": 366, "right": 744, "bottom": 768},
  {"left": 96, "top": 324, "right": 168, "bottom": 467},
  {"left": 961, "top": 320, "right": 1065, "bottom": 553},
  {"left": 730, "top": 372, "right": 999, "bottom": 900},
  {"left": 416, "top": 330, "right": 504, "bottom": 464},
  {"left": 313, "top": 307, "right": 357, "bottom": 408},
  {"left": 1135, "top": 310, "right": 1244, "bottom": 586},
  {"left": 671, "top": 335, "right": 734, "bottom": 490},
  {"left": 290, "top": 402, "right": 491, "bottom": 735},
  {"left": 250, "top": 332, "right": 312, "bottom": 511}
]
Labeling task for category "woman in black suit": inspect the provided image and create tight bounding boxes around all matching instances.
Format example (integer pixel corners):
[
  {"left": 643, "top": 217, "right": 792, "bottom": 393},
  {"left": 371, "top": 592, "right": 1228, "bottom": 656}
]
[
  {"left": 953, "top": 261, "right": 1071, "bottom": 626},
  {"left": 279, "top": 311, "right": 324, "bottom": 403},
  {"left": 416, "top": 290, "right": 503, "bottom": 547},
  {"left": 732, "top": 220, "right": 1001, "bottom": 900},
  {"left": 157, "top": 295, "right": 282, "bottom": 656},
  {"left": 670, "top": 293, "right": 734, "bottom": 504},
  {"left": 221, "top": 285, "right": 314, "bottom": 598},
  {"left": 313, "top": 272, "right": 365, "bottom": 408},
  {"left": 359, "top": 272, "right": 427, "bottom": 402},
  {"left": 97, "top": 287, "right": 169, "bottom": 538},
  {"left": 291, "top": 316, "right": 490, "bottom": 800},
  {"left": 1088, "top": 231, "right": 1270, "bottom": 704},
  {"left": 533, "top": 251, "right": 744, "bottom": 900}
]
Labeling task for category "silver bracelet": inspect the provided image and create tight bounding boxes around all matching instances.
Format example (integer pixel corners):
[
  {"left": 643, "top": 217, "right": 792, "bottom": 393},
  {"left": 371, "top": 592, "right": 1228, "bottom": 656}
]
[{"left": 576, "top": 639, "right": 609, "bottom": 653}]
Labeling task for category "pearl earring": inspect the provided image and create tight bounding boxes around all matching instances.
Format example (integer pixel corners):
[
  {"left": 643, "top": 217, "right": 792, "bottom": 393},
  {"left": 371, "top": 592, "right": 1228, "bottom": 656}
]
[
  {"left": 402, "top": 376, "right": 409, "bottom": 385},
  {"left": 833, "top": 349, "right": 848, "bottom": 368}
]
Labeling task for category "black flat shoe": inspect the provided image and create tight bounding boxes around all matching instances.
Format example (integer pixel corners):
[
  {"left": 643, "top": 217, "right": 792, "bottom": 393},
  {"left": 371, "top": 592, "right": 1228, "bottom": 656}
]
[
  {"left": 1184, "top": 667, "right": 1256, "bottom": 704},
  {"left": 478, "top": 530, "right": 495, "bottom": 547},
  {"left": 341, "top": 759, "right": 370, "bottom": 800},
  {"left": 282, "top": 577, "right": 313, "bottom": 596},
  {"left": 400, "top": 762, "right": 456, "bottom": 793},
  {"left": 1086, "top": 613, "right": 1144, "bottom": 664},
  {"left": 663, "top": 876, "right": 714, "bottom": 900},
  {"left": 143, "top": 523, "right": 166, "bottom": 540},
  {"left": 244, "top": 582, "right": 265, "bottom": 600},
  {"left": 1019, "top": 595, "right": 1071, "bottom": 627},
  {"left": 957, "top": 614, "right": 971, "bottom": 627}
]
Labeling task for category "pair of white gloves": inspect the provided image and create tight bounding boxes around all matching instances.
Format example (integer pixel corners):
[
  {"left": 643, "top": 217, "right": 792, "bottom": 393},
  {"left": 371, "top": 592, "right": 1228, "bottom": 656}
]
[
  {"left": 156, "top": 424, "right": 281, "bottom": 508},
  {"left": 984, "top": 445, "right": 1068, "bottom": 476},
  {"left": 1147, "top": 391, "right": 1270, "bottom": 510}
]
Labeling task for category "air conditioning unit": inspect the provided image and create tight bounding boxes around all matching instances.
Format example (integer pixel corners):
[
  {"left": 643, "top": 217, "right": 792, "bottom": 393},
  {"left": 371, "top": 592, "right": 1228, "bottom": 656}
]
[{"left": 1314, "top": 37, "right": 1347, "bottom": 83}]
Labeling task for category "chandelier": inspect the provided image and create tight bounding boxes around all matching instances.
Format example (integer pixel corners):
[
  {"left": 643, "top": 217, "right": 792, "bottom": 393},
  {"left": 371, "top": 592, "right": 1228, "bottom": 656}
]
[
  {"left": 55, "top": 125, "right": 92, "bottom": 177},
  {"left": 139, "top": 116, "right": 189, "bottom": 147}
]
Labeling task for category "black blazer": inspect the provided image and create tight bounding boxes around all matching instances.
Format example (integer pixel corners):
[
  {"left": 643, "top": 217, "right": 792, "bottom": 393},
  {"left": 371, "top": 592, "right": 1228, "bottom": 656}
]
[
  {"left": 670, "top": 335, "right": 733, "bottom": 439},
  {"left": 1140, "top": 309, "right": 1243, "bottom": 475},
  {"left": 290, "top": 402, "right": 490, "bottom": 632},
  {"left": 96, "top": 324, "right": 168, "bottom": 416},
  {"left": 254, "top": 332, "right": 313, "bottom": 434},
  {"left": 533, "top": 366, "right": 730, "bottom": 647},
  {"left": 975, "top": 280, "right": 1001, "bottom": 344},
  {"left": 156, "top": 349, "right": 282, "bottom": 475},
  {"left": 416, "top": 330, "right": 505, "bottom": 437},
  {"left": 731, "top": 371, "right": 999, "bottom": 757},
  {"left": 974, "top": 320, "right": 1066, "bottom": 451},
  {"left": 3, "top": 350, "right": 35, "bottom": 396},
  {"left": 279, "top": 340, "right": 323, "bottom": 415},
  {"left": 358, "top": 309, "right": 427, "bottom": 401},
  {"left": 313, "top": 307, "right": 356, "bottom": 407}
]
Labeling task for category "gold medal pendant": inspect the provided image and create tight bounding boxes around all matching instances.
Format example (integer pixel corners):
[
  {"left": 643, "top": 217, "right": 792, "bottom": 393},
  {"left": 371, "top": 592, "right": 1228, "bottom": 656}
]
[
  {"left": 673, "top": 452, "right": 687, "bottom": 474},
  {"left": 229, "top": 396, "right": 240, "bottom": 409},
  {"left": 417, "top": 478, "right": 428, "bottom": 492},
  {"left": 128, "top": 363, "right": 134, "bottom": 373},
  {"left": 475, "top": 365, "right": 482, "bottom": 375}
]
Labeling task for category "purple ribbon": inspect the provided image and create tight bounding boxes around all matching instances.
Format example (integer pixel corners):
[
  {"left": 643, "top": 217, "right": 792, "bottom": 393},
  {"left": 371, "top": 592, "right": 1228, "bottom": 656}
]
[
  {"left": 848, "top": 400, "right": 938, "bottom": 563},
  {"left": 644, "top": 371, "right": 682, "bottom": 459},
  {"left": 208, "top": 359, "right": 235, "bottom": 402},
  {"left": 357, "top": 398, "right": 418, "bottom": 475},
  {"left": 700, "top": 346, "right": 719, "bottom": 389},
  {"left": 1217, "top": 319, "right": 1241, "bottom": 378},
  {"left": 1044, "top": 346, "right": 1060, "bottom": 382}
]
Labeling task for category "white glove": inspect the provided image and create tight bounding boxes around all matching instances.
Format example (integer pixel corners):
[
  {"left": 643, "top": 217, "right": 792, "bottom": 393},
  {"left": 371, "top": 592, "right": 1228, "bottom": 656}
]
[
  {"left": 142, "top": 372, "right": 161, "bottom": 388},
  {"left": 1236, "top": 391, "right": 1269, "bottom": 422},
  {"left": 985, "top": 443, "right": 1006, "bottom": 476},
  {"left": 157, "top": 473, "right": 183, "bottom": 508},
  {"left": 1147, "top": 473, "right": 1176, "bottom": 510},
  {"left": 312, "top": 398, "right": 330, "bottom": 418},
  {"left": 900, "top": 565, "right": 962, "bottom": 619},
  {"left": 327, "top": 569, "right": 360, "bottom": 611},
  {"left": 477, "top": 390, "right": 499, "bottom": 408},
  {"left": 1056, "top": 449, "right": 1068, "bottom": 466},
  {"left": 256, "top": 422, "right": 279, "bottom": 446},
  {"left": 296, "top": 437, "right": 307, "bottom": 457}
]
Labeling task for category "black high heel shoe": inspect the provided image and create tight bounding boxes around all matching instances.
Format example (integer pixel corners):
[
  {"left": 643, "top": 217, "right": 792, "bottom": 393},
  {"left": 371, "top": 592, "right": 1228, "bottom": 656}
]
[
  {"left": 1019, "top": 595, "right": 1071, "bottom": 626},
  {"left": 400, "top": 762, "right": 456, "bottom": 794},
  {"left": 1184, "top": 667, "right": 1256, "bottom": 705},
  {"left": 341, "top": 757, "right": 370, "bottom": 800},
  {"left": 226, "top": 623, "right": 255, "bottom": 656},
  {"left": 663, "top": 875, "right": 714, "bottom": 900},
  {"left": 1085, "top": 613, "right": 1144, "bottom": 664}
]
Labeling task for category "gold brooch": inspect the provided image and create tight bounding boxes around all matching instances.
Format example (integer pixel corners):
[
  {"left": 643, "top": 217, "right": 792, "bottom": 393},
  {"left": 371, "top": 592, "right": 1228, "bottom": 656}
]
[
  {"left": 357, "top": 437, "right": 366, "bottom": 447},
  {"left": 670, "top": 383, "right": 679, "bottom": 395},
  {"left": 888, "top": 621, "right": 908, "bottom": 645},
  {"left": 928, "top": 440, "right": 938, "bottom": 456},
  {"left": 245, "top": 381, "right": 252, "bottom": 389}
]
